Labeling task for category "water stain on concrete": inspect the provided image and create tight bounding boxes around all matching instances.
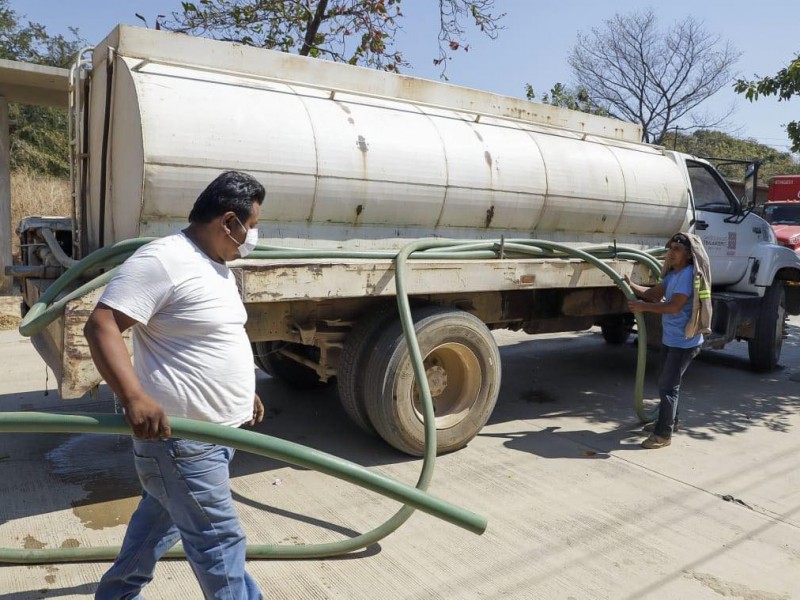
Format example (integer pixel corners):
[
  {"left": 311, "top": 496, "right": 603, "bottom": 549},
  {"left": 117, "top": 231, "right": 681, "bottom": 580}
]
[
  {"left": 44, "top": 565, "right": 58, "bottom": 584},
  {"left": 46, "top": 433, "right": 141, "bottom": 529},
  {"left": 73, "top": 496, "right": 140, "bottom": 529},
  {"left": 23, "top": 534, "right": 46, "bottom": 549},
  {"left": 60, "top": 538, "right": 81, "bottom": 548}
]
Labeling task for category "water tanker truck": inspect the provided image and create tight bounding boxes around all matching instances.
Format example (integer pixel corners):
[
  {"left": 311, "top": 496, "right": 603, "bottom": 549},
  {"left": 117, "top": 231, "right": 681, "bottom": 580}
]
[{"left": 10, "top": 26, "right": 800, "bottom": 455}]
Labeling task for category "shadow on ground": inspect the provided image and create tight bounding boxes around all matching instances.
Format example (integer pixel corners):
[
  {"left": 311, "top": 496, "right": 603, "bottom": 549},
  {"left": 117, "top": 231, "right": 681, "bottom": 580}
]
[
  {"left": 487, "top": 326, "right": 800, "bottom": 443},
  {"left": 2, "top": 324, "right": 799, "bottom": 523},
  {"left": 0, "top": 582, "right": 97, "bottom": 600}
]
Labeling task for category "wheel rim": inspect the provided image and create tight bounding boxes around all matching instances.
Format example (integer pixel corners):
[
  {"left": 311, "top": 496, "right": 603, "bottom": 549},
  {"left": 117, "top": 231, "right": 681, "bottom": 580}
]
[{"left": 410, "top": 343, "right": 482, "bottom": 429}]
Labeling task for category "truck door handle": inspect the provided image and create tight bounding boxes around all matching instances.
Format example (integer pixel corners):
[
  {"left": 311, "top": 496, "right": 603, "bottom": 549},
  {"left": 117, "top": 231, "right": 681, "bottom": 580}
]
[{"left": 692, "top": 220, "right": 709, "bottom": 230}]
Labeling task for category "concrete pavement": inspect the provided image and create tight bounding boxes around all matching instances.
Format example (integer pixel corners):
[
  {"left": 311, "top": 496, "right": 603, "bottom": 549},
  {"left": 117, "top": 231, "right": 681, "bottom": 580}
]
[{"left": 1, "top": 318, "right": 799, "bottom": 599}]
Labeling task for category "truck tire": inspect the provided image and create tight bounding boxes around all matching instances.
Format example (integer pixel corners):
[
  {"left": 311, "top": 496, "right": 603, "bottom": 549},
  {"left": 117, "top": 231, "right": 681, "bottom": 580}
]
[
  {"left": 252, "top": 341, "right": 330, "bottom": 389},
  {"left": 748, "top": 282, "right": 787, "bottom": 372},
  {"left": 600, "top": 316, "right": 632, "bottom": 345},
  {"left": 336, "top": 308, "right": 398, "bottom": 434},
  {"left": 363, "top": 306, "right": 501, "bottom": 456}
]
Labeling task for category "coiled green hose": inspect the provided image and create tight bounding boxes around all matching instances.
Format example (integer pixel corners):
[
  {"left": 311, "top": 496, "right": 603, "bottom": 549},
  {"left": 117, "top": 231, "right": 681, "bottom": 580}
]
[
  {"left": 0, "top": 411, "right": 484, "bottom": 563},
  {"left": 8, "top": 236, "right": 659, "bottom": 564}
]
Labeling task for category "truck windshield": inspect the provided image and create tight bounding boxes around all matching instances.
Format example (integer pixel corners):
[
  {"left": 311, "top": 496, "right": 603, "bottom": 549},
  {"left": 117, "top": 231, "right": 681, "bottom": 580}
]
[{"left": 763, "top": 204, "right": 800, "bottom": 225}]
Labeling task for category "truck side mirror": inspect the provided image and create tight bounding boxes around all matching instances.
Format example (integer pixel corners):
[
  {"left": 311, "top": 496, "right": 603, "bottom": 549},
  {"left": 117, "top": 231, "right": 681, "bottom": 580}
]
[{"left": 743, "top": 162, "right": 758, "bottom": 211}]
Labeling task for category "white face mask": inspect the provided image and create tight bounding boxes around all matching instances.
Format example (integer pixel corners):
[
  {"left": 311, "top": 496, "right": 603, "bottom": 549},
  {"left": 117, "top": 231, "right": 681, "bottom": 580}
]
[{"left": 227, "top": 216, "right": 259, "bottom": 258}]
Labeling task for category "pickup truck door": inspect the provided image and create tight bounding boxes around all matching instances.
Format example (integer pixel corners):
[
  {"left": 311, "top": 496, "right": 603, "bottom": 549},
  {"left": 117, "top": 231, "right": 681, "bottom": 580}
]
[{"left": 686, "top": 160, "right": 755, "bottom": 286}]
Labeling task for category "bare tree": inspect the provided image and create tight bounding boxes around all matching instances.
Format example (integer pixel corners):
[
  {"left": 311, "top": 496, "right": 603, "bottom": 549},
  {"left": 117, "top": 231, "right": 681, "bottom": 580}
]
[
  {"left": 568, "top": 9, "right": 739, "bottom": 143},
  {"left": 161, "top": 0, "right": 504, "bottom": 77}
]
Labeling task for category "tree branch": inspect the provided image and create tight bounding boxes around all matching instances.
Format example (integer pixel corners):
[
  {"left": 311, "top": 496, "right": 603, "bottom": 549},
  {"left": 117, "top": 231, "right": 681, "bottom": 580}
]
[{"left": 300, "top": 0, "right": 328, "bottom": 56}]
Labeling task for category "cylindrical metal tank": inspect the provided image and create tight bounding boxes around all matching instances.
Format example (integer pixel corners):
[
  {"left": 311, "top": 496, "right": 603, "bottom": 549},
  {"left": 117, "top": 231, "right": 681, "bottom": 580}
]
[{"left": 84, "top": 27, "right": 690, "bottom": 252}]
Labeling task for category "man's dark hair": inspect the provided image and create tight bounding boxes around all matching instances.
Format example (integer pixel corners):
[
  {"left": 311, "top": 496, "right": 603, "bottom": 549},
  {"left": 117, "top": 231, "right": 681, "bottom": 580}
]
[{"left": 188, "top": 171, "right": 266, "bottom": 223}]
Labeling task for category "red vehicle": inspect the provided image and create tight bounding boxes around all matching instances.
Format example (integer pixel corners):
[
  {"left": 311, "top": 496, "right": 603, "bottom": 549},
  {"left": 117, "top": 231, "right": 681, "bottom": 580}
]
[{"left": 762, "top": 175, "right": 800, "bottom": 252}]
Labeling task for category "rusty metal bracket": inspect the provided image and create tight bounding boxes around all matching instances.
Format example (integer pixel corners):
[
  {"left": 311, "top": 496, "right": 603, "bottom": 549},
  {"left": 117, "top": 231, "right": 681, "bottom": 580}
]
[{"left": 292, "top": 321, "right": 317, "bottom": 346}]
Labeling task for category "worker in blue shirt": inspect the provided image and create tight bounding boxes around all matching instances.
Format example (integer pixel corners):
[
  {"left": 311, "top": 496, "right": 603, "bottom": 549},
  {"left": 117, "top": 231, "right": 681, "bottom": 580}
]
[{"left": 625, "top": 233, "right": 706, "bottom": 449}]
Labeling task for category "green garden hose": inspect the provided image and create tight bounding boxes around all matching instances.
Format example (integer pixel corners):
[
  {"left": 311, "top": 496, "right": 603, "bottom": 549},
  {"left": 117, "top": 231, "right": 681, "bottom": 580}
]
[
  {"left": 18, "top": 238, "right": 157, "bottom": 338},
  {"left": 8, "top": 236, "right": 660, "bottom": 564},
  {"left": 0, "top": 411, "right": 484, "bottom": 563}
]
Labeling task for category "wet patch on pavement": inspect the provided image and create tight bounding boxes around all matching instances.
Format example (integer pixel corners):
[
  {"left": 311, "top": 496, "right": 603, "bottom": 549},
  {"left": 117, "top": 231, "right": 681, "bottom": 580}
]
[{"left": 46, "top": 433, "right": 140, "bottom": 529}]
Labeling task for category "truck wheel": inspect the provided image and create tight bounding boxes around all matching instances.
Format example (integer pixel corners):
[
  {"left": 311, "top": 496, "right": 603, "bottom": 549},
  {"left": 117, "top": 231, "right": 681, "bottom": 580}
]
[
  {"left": 336, "top": 308, "right": 397, "bottom": 434},
  {"left": 748, "top": 282, "right": 786, "bottom": 372},
  {"left": 252, "top": 341, "right": 330, "bottom": 389},
  {"left": 363, "top": 306, "right": 501, "bottom": 456},
  {"left": 600, "top": 316, "right": 632, "bottom": 345}
]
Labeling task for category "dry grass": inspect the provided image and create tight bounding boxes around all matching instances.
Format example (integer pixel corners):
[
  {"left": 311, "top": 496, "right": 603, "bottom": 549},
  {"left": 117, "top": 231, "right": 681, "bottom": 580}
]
[
  {"left": 10, "top": 168, "right": 71, "bottom": 254},
  {"left": 11, "top": 168, "right": 71, "bottom": 226}
]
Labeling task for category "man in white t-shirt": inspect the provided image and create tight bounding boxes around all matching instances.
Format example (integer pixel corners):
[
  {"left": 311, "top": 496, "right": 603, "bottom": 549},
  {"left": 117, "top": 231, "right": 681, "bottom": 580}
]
[{"left": 85, "top": 171, "right": 266, "bottom": 599}]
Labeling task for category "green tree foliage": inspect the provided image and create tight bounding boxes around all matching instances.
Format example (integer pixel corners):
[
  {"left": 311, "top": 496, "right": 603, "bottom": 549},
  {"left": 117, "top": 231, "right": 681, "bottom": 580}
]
[
  {"left": 667, "top": 129, "right": 800, "bottom": 179},
  {"left": 162, "top": 0, "right": 504, "bottom": 77},
  {"left": 524, "top": 82, "right": 608, "bottom": 116},
  {"left": 568, "top": 9, "right": 739, "bottom": 144},
  {"left": 0, "top": 0, "right": 83, "bottom": 177},
  {"left": 9, "top": 105, "right": 73, "bottom": 176},
  {"left": 735, "top": 53, "right": 800, "bottom": 153}
]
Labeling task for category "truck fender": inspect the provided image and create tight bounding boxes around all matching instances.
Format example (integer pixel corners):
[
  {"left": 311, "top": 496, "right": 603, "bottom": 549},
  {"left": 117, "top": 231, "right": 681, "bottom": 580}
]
[{"left": 749, "top": 242, "right": 800, "bottom": 314}]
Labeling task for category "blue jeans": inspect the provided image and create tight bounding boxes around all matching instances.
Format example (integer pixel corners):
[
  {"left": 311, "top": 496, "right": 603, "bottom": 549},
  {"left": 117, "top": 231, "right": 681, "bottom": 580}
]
[
  {"left": 95, "top": 438, "right": 262, "bottom": 600},
  {"left": 654, "top": 345, "right": 701, "bottom": 438}
]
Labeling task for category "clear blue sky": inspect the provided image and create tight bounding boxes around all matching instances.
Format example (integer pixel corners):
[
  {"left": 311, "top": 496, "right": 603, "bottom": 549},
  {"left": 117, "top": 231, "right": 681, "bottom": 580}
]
[{"left": 13, "top": 0, "right": 799, "bottom": 155}]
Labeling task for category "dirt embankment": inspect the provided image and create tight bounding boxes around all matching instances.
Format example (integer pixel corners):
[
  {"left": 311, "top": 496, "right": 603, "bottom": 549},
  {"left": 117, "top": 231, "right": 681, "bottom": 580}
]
[{"left": 0, "top": 296, "right": 21, "bottom": 330}]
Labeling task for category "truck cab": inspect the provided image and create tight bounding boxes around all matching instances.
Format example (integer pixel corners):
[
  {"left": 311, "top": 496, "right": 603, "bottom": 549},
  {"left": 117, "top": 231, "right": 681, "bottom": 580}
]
[
  {"left": 662, "top": 155, "right": 800, "bottom": 370},
  {"left": 684, "top": 157, "right": 760, "bottom": 285}
]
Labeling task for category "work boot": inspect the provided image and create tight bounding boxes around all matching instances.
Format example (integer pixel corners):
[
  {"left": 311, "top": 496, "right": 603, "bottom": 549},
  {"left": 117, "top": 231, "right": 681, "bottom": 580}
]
[{"left": 641, "top": 434, "right": 671, "bottom": 449}]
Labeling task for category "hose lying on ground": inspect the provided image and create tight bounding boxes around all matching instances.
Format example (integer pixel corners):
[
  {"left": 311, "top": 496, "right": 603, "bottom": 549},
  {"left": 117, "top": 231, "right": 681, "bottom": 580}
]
[
  {"left": 7, "top": 237, "right": 661, "bottom": 564},
  {"left": 0, "top": 411, "right": 484, "bottom": 563}
]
